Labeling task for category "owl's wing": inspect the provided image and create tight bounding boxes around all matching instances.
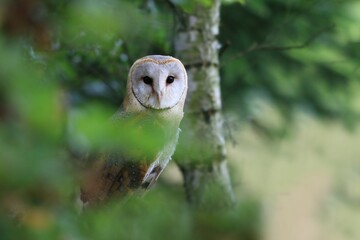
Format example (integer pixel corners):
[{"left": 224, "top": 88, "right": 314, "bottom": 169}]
[
  {"left": 80, "top": 147, "right": 154, "bottom": 205},
  {"left": 80, "top": 110, "right": 173, "bottom": 205},
  {"left": 141, "top": 128, "right": 180, "bottom": 189}
]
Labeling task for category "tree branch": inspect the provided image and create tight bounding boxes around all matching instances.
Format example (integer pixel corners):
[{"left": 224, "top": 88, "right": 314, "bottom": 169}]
[{"left": 223, "top": 24, "right": 335, "bottom": 63}]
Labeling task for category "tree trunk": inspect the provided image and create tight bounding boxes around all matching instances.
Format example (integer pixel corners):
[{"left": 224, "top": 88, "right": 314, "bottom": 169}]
[{"left": 173, "top": 0, "right": 235, "bottom": 208}]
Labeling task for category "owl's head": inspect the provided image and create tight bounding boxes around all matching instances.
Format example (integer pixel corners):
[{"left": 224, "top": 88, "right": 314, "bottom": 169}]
[{"left": 127, "top": 55, "right": 187, "bottom": 111}]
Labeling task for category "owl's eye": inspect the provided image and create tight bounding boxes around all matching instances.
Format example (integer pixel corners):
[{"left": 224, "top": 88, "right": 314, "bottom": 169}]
[
  {"left": 166, "top": 76, "right": 175, "bottom": 84},
  {"left": 142, "top": 76, "right": 153, "bottom": 85}
]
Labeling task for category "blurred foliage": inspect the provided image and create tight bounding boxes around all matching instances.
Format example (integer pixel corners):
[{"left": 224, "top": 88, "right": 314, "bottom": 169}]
[
  {"left": 220, "top": 0, "right": 360, "bottom": 134},
  {"left": 0, "top": 0, "right": 359, "bottom": 239}
]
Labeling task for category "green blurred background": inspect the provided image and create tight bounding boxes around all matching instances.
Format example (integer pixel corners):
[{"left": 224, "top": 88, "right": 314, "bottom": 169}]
[{"left": 0, "top": 0, "right": 359, "bottom": 239}]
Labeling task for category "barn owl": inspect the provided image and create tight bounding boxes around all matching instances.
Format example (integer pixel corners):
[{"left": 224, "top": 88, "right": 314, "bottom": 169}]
[{"left": 80, "top": 55, "right": 187, "bottom": 206}]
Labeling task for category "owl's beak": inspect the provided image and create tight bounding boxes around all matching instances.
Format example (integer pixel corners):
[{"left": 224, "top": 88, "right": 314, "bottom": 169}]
[{"left": 155, "top": 90, "right": 164, "bottom": 104}]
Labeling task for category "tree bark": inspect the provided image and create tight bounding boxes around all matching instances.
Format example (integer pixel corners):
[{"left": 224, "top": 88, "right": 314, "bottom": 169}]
[{"left": 173, "top": 0, "right": 235, "bottom": 208}]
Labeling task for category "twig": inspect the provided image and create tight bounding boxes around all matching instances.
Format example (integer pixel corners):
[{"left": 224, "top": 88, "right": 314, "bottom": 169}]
[{"left": 223, "top": 24, "right": 335, "bottom": 64}]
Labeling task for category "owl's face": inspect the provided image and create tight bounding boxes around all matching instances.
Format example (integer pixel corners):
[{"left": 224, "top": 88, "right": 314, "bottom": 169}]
[{"left": 129, "top": 55, "right": 187, "bottom": 110}]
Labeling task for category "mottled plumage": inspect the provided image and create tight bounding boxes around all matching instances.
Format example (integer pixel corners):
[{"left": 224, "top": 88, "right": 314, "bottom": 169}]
[{"left": 80, "top": 55, "right": 187, "bottom": 206}]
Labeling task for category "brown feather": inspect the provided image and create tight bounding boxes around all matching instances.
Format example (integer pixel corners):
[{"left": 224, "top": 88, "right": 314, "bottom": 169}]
[{"left": 80, "top": 113, "right": 165, "bottom": 205}]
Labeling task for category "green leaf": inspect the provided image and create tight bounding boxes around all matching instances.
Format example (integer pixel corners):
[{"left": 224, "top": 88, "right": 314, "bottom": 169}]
[
  {"left": 172, "top": 0, "right": 213, "bottom": 13},
  {"left": 222, "top": 0, "right": 246, "bottom": 5}
]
